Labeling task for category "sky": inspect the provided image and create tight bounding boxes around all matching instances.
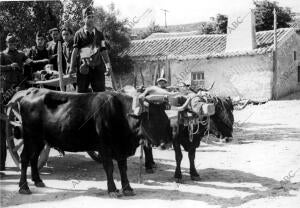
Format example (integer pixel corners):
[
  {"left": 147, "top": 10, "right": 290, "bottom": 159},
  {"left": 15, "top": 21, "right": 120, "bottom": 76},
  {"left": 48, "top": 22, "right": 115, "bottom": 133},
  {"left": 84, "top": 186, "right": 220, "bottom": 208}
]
[{"left": 94, "top": 0, "right": 300, "bottom": 28}]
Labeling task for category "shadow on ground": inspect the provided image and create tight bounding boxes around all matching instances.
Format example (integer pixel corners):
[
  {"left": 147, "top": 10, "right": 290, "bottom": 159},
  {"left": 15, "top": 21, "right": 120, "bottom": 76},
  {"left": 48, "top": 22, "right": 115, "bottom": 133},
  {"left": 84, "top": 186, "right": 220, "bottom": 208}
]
[
  {"left": 1, "top": 152, "right": 299, "bottom": 208},
  {"left": 233, "top": 122, "right": 300, "bottom": 144}
]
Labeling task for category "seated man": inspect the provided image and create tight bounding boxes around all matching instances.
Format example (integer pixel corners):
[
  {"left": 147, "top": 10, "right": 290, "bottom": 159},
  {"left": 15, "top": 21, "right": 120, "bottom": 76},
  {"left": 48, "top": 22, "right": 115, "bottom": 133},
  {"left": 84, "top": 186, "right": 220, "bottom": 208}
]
[
  {"left": 25, "top": 31, "right": 49, "bottom": 79},
  {"left": 0, "top": 33, "right": 28, "bottom": 91}
]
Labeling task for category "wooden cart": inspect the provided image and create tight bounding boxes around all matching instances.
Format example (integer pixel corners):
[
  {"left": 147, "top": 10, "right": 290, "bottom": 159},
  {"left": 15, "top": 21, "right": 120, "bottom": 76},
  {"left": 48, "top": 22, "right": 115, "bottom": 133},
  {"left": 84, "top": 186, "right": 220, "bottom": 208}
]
[
  {"left": 5, "top": 74, "right": 79, "bottom": 170},
  {"left": 5, "top": 41, "right": 102, "bottom": 170}
]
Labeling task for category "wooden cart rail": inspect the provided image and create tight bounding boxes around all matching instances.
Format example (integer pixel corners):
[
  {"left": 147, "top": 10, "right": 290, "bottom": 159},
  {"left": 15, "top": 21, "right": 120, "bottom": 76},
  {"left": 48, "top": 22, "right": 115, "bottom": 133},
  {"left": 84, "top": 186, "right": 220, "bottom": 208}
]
[{"left": 27, "top": 74, "right": 76, "bottom": 87}]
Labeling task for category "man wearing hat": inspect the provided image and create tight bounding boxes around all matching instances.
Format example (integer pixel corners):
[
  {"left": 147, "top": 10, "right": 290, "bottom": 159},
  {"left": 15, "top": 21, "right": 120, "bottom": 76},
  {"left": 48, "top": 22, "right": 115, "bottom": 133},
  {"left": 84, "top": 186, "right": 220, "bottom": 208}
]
[
  {"left": 25, "top": 31, "right": 49, "bottom": 78},
  {"left": 0, "top": 33, "right": 28, "bottom": 170},
  {"left": 69, "top": 6, "right": 112, "bottom": 93},
  {"left": 157, "top": 77, "right": 168, "bottom": 89}
]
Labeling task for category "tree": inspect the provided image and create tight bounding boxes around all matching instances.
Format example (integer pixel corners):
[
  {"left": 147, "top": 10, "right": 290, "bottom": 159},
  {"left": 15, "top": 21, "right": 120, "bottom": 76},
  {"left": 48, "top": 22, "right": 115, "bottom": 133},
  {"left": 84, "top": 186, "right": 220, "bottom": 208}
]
[
  {"left": 199, "top": 22, "right": 217, "bottom": 34},
  {"left": 94, "top": 4, "right": 133, "bottom": 75},
  {"left": 215, "top": 14, "right": 228, "bottom": 34},
  {"left": 0, "top": 1, "right": 63, "bottom": 50},
  {"left": 199, "top": 0, "right": 293, "bottom": 35},
  {"left": 199, "top": 14, "right": 228, "bottom": 34},
  {"left": 254, "top": 0, "right": 293, "bottom": 31},
  {"left": 62, "top": 0, "right": 93, "bottom": 32},
  {"left": 139, "top": 21, "right": 167, "bottom": 39}
]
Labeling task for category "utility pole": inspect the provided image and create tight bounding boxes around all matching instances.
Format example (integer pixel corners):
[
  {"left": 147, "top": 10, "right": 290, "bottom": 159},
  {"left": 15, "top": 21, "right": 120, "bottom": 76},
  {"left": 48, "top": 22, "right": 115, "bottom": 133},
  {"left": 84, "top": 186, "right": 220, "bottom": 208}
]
[
  {"left": 272, "top": 8, "right": 278, "bottom": 100},
  {"left": 161, "top": 9, "right": 169, "bottom": 28}
]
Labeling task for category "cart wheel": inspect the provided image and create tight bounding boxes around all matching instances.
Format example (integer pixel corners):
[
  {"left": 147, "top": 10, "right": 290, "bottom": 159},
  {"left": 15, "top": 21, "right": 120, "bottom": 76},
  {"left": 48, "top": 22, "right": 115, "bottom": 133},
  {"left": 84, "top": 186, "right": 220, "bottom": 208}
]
[
  {"left": 6, "top": 101, "right": 50, "bottom": 170},
  {"left": 87, "top": 151, "right": 102, "bottom": 163}
]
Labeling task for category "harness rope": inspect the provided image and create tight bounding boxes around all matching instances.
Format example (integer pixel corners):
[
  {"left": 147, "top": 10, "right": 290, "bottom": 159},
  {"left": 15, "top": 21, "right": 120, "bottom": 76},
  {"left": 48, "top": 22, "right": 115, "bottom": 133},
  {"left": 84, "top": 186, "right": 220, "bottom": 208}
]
[{"left": 185, "top": 94, "right": 213, "bottom": 143}]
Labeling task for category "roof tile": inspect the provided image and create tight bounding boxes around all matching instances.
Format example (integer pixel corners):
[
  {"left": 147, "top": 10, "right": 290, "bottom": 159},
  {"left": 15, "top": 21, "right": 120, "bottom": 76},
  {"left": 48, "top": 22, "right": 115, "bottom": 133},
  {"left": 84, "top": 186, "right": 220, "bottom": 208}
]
[{"left": 123, "top": 28, "right": 294, "bottom": 60}]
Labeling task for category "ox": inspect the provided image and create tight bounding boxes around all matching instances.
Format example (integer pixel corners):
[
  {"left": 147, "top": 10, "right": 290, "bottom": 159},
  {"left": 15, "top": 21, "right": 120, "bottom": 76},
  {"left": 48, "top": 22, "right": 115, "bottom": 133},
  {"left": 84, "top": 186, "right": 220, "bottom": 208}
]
[
  {"left": 121, "top": 86, "right": 173, "bottom": 173},
  {"left": 14, "top": 87, "right": 170, "bottom": 197},
  {"left": 138, "top": 86, "right": 234, "bottom": 182},
  {"left": 172, "top": 94, "right": 234, "bottom": 181}
]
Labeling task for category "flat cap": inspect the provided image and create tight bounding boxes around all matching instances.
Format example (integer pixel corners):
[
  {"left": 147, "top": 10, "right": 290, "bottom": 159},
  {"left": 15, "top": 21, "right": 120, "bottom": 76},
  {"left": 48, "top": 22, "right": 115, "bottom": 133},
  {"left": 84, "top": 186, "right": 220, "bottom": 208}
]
[
  {"left": 82, "top": 6, "right": 94, "bottom": 18},
  {"left": 157, "top": 77, "right": 168, "bottom": 83},
  {"left": 49, "top": 27, "right": 59, "bottom": 33}
]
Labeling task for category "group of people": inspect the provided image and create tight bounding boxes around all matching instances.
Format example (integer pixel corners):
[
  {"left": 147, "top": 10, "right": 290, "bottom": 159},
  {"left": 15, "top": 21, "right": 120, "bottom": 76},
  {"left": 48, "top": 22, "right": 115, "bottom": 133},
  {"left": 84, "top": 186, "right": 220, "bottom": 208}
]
[{"left": 0, "top": 6, "right": 112, "bottom": 170}]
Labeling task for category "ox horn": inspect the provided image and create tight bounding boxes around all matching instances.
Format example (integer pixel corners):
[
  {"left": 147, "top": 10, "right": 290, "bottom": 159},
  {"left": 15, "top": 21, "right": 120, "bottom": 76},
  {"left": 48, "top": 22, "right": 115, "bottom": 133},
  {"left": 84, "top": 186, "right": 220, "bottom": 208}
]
[
  {"left": 207, "top": 81, "right": 215, "bottom": 91},
  {"left": 234, "top": 99, "right": 250, "bottom": 111},
  {"left": 196, "top": 81, "right": 215, "bottom": 93},
  {"left": 171, "top": 97, "right": 192, "bottom": 112}
]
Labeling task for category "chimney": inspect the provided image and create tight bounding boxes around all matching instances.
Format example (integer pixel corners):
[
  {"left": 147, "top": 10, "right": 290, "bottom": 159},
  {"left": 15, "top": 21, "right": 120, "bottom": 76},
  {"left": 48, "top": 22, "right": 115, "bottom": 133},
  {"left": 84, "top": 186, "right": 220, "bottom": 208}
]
[{"left": 225, "top": 9, "right": 256, "bottom": 52}]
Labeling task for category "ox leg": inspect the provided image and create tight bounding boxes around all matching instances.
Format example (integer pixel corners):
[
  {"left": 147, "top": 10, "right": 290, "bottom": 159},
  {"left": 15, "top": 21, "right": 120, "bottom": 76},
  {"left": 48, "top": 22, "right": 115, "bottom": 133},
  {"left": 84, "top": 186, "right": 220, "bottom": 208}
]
[
  {"left": 102, "top": 157, "right": 120, "bottom": 197},
  {"left": 31, "top": 142, "right": 46, "bottom": 187},
  {"left": 173, "top": 140, "right": 183, "bottom": 183},
  {"left": 188, "top": 148, "right": 200, "bottom": 180},
  {"left": 19, "top": 139, "right": 31, "bottom": 194},
  {"left": 143, "top": 145, "right": 156, "bottom": 174},
  {"left": 117, "top": 159, "right": 135, "bottom": 196}
]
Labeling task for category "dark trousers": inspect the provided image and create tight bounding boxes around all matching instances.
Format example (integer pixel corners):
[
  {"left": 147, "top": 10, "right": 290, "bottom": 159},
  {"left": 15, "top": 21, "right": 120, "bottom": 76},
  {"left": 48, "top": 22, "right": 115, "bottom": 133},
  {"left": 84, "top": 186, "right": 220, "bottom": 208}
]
[
  {"left": 77, "top": 65, "right": 105, "bottom": 93},
  {"left": 0, "top": 105, "right": 7, "bottom": 170}
]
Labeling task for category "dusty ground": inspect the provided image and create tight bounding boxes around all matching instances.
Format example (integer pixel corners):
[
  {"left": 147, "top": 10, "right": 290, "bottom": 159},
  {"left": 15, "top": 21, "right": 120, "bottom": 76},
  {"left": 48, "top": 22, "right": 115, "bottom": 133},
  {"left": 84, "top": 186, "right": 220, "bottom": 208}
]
[{"left": 1, "top": 92, "right": 300, "bottom": 208}]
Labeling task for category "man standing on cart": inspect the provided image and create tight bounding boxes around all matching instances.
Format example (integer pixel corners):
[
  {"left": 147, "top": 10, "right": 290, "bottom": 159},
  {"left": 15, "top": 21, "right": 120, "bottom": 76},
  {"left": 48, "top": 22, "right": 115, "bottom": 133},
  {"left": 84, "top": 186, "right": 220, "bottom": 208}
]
[{"left": 68, "top": 6, "right": 112, "bottom": 93}]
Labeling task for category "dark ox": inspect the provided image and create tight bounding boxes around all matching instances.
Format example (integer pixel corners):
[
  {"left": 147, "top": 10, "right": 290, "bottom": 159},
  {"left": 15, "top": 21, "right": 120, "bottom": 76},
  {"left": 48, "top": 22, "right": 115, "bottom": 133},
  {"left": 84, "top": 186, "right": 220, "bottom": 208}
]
[
  {"left": 14, "top": 87, "right": 169, "bottom": 197},
  {"left": 171, "top": 95, "right": 234, "bottom": 181},
  {"left": 121, "top": 86, "right": 173, "bottom": 173},
  {"left": 138, "top": 86, "right": 234, "bottom": 182}
]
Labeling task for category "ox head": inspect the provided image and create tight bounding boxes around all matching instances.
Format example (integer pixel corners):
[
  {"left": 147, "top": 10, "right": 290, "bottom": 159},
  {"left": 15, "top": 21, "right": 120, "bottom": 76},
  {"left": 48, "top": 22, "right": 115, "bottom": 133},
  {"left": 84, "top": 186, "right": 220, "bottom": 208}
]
[
  {"left": 209, "top": 96, "right": 234, "bottom": 139},
  {"left": 120, "top": 86, "right": 173, "bottom": 148}
]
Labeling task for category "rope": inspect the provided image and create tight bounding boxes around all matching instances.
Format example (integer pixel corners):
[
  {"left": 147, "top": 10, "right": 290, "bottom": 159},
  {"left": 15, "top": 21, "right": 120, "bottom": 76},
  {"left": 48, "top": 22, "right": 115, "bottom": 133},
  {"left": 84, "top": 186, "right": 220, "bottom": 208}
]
[{"left": 204, "top": 116, "right": 211, "bottom": 143}]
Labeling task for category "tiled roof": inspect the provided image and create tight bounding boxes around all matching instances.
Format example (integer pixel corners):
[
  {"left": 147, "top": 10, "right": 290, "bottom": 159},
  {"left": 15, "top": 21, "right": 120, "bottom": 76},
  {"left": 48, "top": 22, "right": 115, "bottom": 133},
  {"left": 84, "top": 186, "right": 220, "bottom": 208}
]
[
  {"left": 123, "top": 28, "right": 295, "bottom": 60},
  {"left": 289, "top": 18, "right": 300, "bottom": 29},
  {"left": 146, "top": 31, "right": 200, "bottom": 39}
]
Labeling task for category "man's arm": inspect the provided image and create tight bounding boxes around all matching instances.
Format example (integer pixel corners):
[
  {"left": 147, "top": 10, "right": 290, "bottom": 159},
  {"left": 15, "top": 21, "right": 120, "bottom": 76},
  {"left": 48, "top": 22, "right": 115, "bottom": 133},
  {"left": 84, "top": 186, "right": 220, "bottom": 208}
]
[
  {"left": 33, "top": 59, "right": 49, "bottom": 65},
  {"left": 100, "top": 49, "right": 112, "bottom": 74},
  {"left": 0, "top": 53, "right": 18, "bottom": 72}
]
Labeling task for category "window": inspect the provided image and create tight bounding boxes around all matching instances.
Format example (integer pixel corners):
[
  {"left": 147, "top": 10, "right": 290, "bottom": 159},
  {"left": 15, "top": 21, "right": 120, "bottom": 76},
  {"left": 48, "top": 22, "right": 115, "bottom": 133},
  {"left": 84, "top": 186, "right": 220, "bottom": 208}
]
[
  {"left": 191, "top": 72, "right": 205, "bottom": 87},
  {"left": 192, "top": 72, "right": 204, "bottom": 81},
  {"left": 294, "top": 51, "right": 297, "bottom": 61}
]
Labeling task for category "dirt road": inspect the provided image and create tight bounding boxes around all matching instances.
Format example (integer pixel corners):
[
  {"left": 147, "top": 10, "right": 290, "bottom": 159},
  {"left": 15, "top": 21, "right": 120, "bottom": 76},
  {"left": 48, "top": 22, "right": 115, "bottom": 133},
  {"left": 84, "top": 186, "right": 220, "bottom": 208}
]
[{"left": 1, "top": 94, "right": 300, "bottom": 208}]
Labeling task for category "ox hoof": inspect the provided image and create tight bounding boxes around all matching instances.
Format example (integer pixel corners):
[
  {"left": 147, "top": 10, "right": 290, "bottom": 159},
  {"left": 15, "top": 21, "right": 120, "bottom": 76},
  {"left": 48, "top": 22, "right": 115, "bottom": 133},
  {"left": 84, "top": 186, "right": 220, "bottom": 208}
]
[
  {"left": 19, "top": 187, "right": 32, "bottom": 195},
  {"left": 108, "top": 190, "right": 122, "bottom": 198},
  {"left": 191, "top": 175, "right": 200, "bottom": 181},
  {"left": 123, "top": 189, "right": 136, "bottom": 196},
  {"left": 175, "top": 178, "right": 183, "bottom": 184},
  {"left": 35, "top": 181, "right": 46, "bottom": 187},
  {"left": 146, "top": 168, "right": 154, "bottom": 174},
  {"left": 151, "top": 163, "right": 157, "bottom": 169}
]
